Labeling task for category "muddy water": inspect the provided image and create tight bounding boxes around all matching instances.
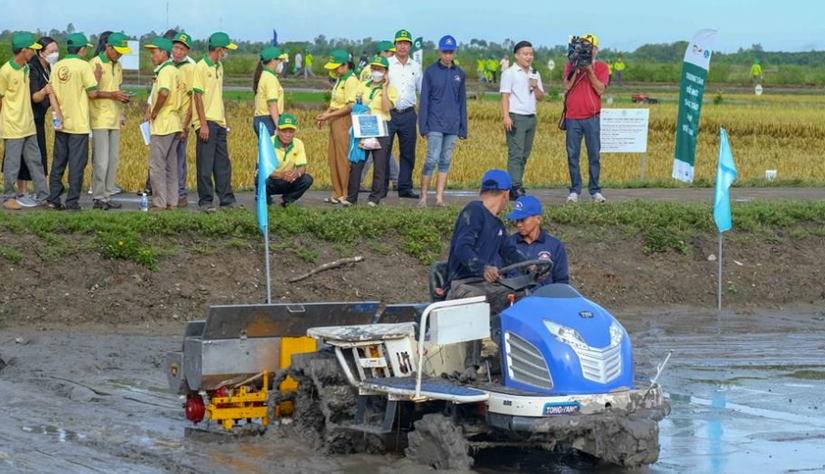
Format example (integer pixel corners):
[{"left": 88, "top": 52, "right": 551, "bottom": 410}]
[{"left": 0, "top": 307, "right": 823, "bottom": 474}]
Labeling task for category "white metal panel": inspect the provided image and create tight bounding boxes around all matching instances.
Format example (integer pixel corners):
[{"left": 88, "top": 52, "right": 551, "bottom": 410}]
[{"left": 430, "top": 302, "right": 490, "bottom": 345}]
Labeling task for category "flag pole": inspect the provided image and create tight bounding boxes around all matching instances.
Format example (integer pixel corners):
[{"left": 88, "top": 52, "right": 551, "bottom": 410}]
[
  {"left": 264, "top": 227, "right": 272, "bottom": 304},
  {"left": 717, "top": 232, "right": 723, "bottom": 311}
]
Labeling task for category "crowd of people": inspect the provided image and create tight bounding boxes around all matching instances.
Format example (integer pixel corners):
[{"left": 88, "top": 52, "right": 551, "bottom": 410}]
[{"left": 1, "top": 28, "right": 613, "bottom": 212}]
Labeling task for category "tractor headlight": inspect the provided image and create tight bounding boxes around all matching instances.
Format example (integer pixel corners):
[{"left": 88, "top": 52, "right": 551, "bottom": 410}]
[
  {"left": 609, "top": 322, "right": 624, "bottom": 347},
  {"left": 544, "top": 320, "right": 589, "bottom": 351}
]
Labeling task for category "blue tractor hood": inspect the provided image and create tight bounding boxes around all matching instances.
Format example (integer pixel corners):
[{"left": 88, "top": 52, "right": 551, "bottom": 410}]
[{"left": 499, "top": 284, "right": 634, "bottom": 395}]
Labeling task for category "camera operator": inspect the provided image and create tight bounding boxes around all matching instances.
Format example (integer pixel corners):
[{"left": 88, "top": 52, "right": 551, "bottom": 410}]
[{"left": 562, "top": 33, "right": 609, "bottom": 203}]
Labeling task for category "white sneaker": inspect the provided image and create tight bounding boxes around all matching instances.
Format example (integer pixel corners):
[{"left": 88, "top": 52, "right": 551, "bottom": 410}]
[
  {"left": 566, "top": 192, "right": 579, "bottom": 203},
  {"left": 592, "top": 192, "right": 606, "bottom": 203},
  {"left": 16, "top": 195, "right": 37, "bottom": 207},
  {"left": 109, "top": 186, "right": 123, "bottom": 195}
]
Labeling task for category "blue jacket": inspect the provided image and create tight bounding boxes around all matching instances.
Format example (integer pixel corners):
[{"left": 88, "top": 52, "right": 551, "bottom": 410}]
[
  {"left": 508, "top": 229, "right": 570, "bottom": 286},
  {"left": 446, "top": 201, "right": 525, "bottom": 289},
  {"left": 419, "top": 61, "right": 467, "bottom": 138}
]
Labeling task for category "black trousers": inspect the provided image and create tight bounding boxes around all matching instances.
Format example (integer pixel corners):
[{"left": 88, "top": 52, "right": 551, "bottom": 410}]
[
  {"left": 385, "top": 108, "right": 417, "bottom": 196},
  {"left": 48, "top": 132, "right": 89, "bottom": 208},
  {"left": 266, "top": 174, "right": 313, "bottom": 205},
  {"left": 195, "top": 121, "right": 235, "bottom": 207},
  {"left": 347, "top": 136, "right": 390, "bottom": 204}
]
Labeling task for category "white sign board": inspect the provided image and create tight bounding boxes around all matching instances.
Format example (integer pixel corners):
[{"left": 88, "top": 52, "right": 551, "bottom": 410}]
[
  {"left": 600, "top": 108, "right": 650, "bottom": 153},
  {"left": 120, "top": 40, "right": 140, "bottom": 71}
]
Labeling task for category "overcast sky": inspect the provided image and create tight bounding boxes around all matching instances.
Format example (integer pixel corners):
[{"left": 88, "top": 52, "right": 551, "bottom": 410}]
[{"left": 4, "top": 0, "right": 823, "bottom": 52}]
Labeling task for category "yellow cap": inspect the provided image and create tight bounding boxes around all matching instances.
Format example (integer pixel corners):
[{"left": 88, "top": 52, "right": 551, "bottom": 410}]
[{"left": 580, "top": 33, "right": 599, "bottom": 48}]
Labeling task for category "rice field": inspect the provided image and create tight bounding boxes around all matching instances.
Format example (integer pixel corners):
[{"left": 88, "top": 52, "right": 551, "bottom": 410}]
[{"left": 5, "top": 92, "right": 824, "bottom": 191}]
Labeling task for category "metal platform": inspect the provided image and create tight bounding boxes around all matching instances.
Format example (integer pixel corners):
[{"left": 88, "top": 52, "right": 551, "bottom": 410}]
[{"left": 361, "top": 376, "right": 489, "bottom": 403}]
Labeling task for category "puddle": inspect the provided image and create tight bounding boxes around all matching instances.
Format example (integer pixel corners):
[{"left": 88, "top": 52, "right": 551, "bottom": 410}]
[
  {"left": 668, "top": 390, "right": 825, "bottom": 429},
  {"left": 21, "top": 424, "right": 85, "bottom": 442}
]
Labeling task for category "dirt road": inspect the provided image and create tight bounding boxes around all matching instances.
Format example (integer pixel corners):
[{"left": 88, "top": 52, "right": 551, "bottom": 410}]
[{"left": 1, "top": 307, "right": 823, "bottom": 474}]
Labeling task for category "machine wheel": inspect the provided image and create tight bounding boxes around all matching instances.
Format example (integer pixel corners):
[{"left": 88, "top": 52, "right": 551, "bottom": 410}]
[
  {"left": 274, "top": 350, "right": 380, "bottom": 454},
  {"left": 572, "top": 408, "right": 665, "bottom": 467},
  {"left": 405, "top": 413, "right": 473, "bottom": 471}
]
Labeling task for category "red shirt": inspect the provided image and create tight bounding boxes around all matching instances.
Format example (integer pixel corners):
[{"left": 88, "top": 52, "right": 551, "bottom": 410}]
[{"left": 563, "top": 61, "right": 610, "bottom": 119}]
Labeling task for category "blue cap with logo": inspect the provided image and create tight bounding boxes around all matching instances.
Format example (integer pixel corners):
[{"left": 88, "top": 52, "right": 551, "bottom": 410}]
[
  {"left": 507, "top": 195, "right": 543, "bottom": 219},
  {"left": 439, "top": 35, "right": 457, "bottom": 52},
  {"left": 480, "top": 169, "right": 512, "bottom": 191}
]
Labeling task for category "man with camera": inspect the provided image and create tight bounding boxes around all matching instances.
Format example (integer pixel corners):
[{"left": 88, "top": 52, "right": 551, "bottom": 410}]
[{"left": 562, "top": 33, "right": 609, "bottom": 204}]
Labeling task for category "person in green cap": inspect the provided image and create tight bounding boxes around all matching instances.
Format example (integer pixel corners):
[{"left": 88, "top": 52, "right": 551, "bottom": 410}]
[
  {"left": 316, "top": 49, "right": 358, "bottom": 204},
  {"left": 145, "top": 37, "right": 183, "bottom": 210},
  {"left": 171, "top": 31, "right": 196, "bottom": 208},
  {"left": 487, "top": 54, "right": 499, "bottom": 85},
  {"left": 47, "top": 32, "right": 102, "bottom": 211},
  {"left": 263, "top": 114, "right": 313, "bottom": 207},
  {"left": 252, "top": 46, "right": 285, "bottom": 137},
  {"left": 88, "top": 31, "right": 131, "bottom": 210},
  {"left": 386, "top": 28, "right": 423, "bottom": 199},
  {"left": 359, "top": 40, "right": 395, "bottom": 82},
  {"left": 750, "top": 59, "right": 763, "bottom": 85},
  {"left": 192, "top": 32, "right": 238, "bottom": 212},
  {"left": 0, "top": 32, "right": 50, "bottom": 210}
]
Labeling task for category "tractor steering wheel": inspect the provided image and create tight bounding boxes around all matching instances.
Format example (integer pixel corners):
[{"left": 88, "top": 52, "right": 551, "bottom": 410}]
[
  {"left": 499, "top": 258, "right": 554, "bottom": 278},
  {"left": 496, "top": 259, "right": 554, "bottom": 293}
]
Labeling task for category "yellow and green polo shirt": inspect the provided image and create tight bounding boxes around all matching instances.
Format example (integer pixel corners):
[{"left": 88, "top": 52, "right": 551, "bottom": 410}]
[
  {"left": 329, "top": 70, "right": 359, "bottom": 110},
  {"left": 357, "top": 81, "right": 397, "bottom": 121},
  {"left": 52, "top": 55, "right": 99, "bottom": 134},
  {"left": 0, "top": 60, "right": 36, "bottom": 139},
  {"left": 150, "top": 60, "right": 183, "bottom": 136},
  {"left": 254, "top": 68, "right": 284, "bottom": 117},
  {"left": 88, "top": 52, "right": 124, "bottom": 130},
  {"left": 191, "top": 56, "right": 225, "bottom": 129},
  {"left": 271, "top": 136, "right": 307, "bottom": 173},
  {"left": 176, "top": 60, "right": 195, "bottom": 123}
]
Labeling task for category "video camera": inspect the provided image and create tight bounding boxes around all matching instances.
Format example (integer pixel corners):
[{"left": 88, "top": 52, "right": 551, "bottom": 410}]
[{"left": 567, "top": 36, "right": 594, "bottom": 80}]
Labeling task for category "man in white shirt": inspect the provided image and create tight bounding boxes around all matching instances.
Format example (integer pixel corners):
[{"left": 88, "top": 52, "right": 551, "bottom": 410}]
[
  {"left": 294, "top": 51, "right": 303, "bottom": 76},
  {"left": 386, "top": 28, "right": 423, "bottom": 199},
  {"left": 500, "top": 40, "right": 544, "bottom": 200}
]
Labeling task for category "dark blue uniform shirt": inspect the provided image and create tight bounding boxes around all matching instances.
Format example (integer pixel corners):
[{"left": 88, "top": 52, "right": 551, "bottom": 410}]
[
  {"left": 419, "top": 61, "right": 468, "bottom": 138},
  {"left": 446, "top": 201, "right": 525, "bottom": 289},
  {"left": 508, "top": 229, "right": 570, "bottom": 286}
]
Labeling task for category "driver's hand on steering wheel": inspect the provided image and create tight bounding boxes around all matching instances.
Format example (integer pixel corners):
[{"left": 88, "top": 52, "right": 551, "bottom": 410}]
[{"left": 483, "top": 266, "right": 501, "bottom": 283}]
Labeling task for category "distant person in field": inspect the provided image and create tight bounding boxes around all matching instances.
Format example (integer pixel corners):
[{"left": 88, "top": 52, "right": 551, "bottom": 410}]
[
  {"left": 750, "top": 59, "right": 762, "bottom": 84},
  {"left": 501, "top": 40, "right": 544, "bottom": 201},
  {"left": 252, "top": 46, "right": 285, "bottom": 138},
  {"left": 487, "top": 54, "right": 499, "bottom": 84},
  {"left": 0, "top": 32, "right": 50, "bottom": 210},
  {"left": 47, "top": 32, "right": 102, "bottom": 211},
  {"left": 193, "top": 32, "right": 239, "bottom": 212},
  {"left": 303, "top": 51, "right": 316, "bottom": 79},
  {"left": 171, "top": 32, "right": 196, "bottom": 208},
  {"left": 563, "top": 33, "right": 608, "bottom": 204},
  {"left": 418, "top": 35, "right": 467, "bottom": 208},
  {"left": 264, "top": 114, "right": 313, "bottom": 207},
  {"left": 294, "top": 50, "right": 303, "bottom": 77},
  {"left": 499, "top": 54, "right": 510, "bottom": 72},
  {"left": 613, "top": 56, "right": 625, "bottom": 86}
]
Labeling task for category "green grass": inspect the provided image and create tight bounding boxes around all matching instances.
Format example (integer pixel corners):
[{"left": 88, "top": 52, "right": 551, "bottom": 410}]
[{"left": 1, "top": 200, "right": 823, "bottom": 269}]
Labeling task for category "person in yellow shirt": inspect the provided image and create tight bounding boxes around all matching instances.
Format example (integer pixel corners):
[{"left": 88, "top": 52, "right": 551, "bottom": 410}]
[
  {"left": 346, "top": 55, "right": 397, "bottom": 206},
  {"left": 750, "top": 59, "right": 763, "bottom": 84},
  {"left": 263, "top": 114, "right": 313, "bottom": 207},
  {"left": 613, "top": 57, "right": 625, "bottom": 86},
  {"left": 193, "top": 31, "right": 238, "bottom": 212},
  {"left": 0, "top": 32, "right": 50, "bottom": 210},
  {"left": 303, "top": 51, "right": 316, "bottom": 79},
  {"left": 144, "top": 37, "right": 182, "bottom": 210},
  {"left": 359, "top": 40, "right": 395, "bottom": 82},
  {"left": 487, "top": 54, "right": 499, "bottom": 84},
  {"left": 47, "top": 32, "right": 101, "bottom": 211},
  {"left": 315, "top": 49, "right": 358, "bottom": 204},
  {"left": 253, "top": 45, "right": 285, "bottom": 138},
  {"left": 88, "top": 31, "right": 131, "bottom": 210},
  {"left": 171, "top": 31, "right": 195, "bottom": 208}
]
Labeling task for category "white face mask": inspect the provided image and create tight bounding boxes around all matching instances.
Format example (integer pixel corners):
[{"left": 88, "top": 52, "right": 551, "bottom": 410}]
[
  {"left": 219, "top": 52, "right": 228, "bottom": 62},
  {"left": 371, "top": 71, "right": 385, "bottom": 83},
  {"left": 45, "top": 52, "right": 59, "bottom": 65},
  {"left": 275, "top": 63, "right": 284, "bottom": 74}
]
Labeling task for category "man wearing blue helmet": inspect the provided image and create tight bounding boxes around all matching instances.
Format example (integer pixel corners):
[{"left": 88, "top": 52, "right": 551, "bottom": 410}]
[
  {"left": 446, "top": 169, "right": 527, "bottom": 312},
  {"left": 507, "top": 195, "right": 570, "bottom": 286}
]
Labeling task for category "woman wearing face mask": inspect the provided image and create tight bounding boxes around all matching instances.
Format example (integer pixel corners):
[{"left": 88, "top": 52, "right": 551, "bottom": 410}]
[
  {"left": 252, "top": 46, "right": 285, "bottom": 138},
  {"left": 345, "top": 56, "right": 396, "bottom": 206},
  {"left": 315, "top": 50, "right": 358, "bottom": 204},
  {"left": 13, "top": 36, "right": 60, "bottom": 204}
]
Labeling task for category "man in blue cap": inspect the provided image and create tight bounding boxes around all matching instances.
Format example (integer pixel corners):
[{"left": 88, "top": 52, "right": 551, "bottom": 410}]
[
  {"left": 506, "top": 195, "right": 570, "bottom": 286},
  {"left": 445, "top": 169, "right": 526, "bottom": 312}
]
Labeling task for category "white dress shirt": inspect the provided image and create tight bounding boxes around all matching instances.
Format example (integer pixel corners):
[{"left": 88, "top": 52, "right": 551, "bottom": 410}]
[
  {"left": 500, "top": 64, "right": 543, "bottom": 116},
  {"left": 388, "top": 55, "right": 423, "bottom": 111}
]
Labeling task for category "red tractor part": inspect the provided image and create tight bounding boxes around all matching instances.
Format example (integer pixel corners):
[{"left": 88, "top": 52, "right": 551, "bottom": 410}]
[{"left": 185, "top": 393, "right": 205, "bottom": 424}]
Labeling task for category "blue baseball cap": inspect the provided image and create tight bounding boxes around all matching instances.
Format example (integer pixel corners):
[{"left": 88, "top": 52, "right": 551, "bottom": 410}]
[
  {"left": 507, "top": 195, "right": 543, "bottom": 220},
  {"left": 438, "top": 35, "right": 457, "bottom": 52},
  {"left": 480, "top": 169, "right": 512, "bottom": 191}
]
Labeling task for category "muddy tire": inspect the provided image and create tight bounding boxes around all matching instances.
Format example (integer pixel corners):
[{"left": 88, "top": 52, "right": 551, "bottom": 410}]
[
  {"left": 573, "top": 409, "right": 664, "bottom": 467},
  {"left": 405, "top": 413, "right": 473, "bottom": 471}
]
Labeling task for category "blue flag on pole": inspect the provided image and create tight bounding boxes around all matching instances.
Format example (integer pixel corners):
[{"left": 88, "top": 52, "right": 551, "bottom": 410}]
[
  {"left": 257, "top": 123, "right": 280, "bottom": 234},
  {"left": 713, "top": 128, "right": 737, "bottom": 233}
]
